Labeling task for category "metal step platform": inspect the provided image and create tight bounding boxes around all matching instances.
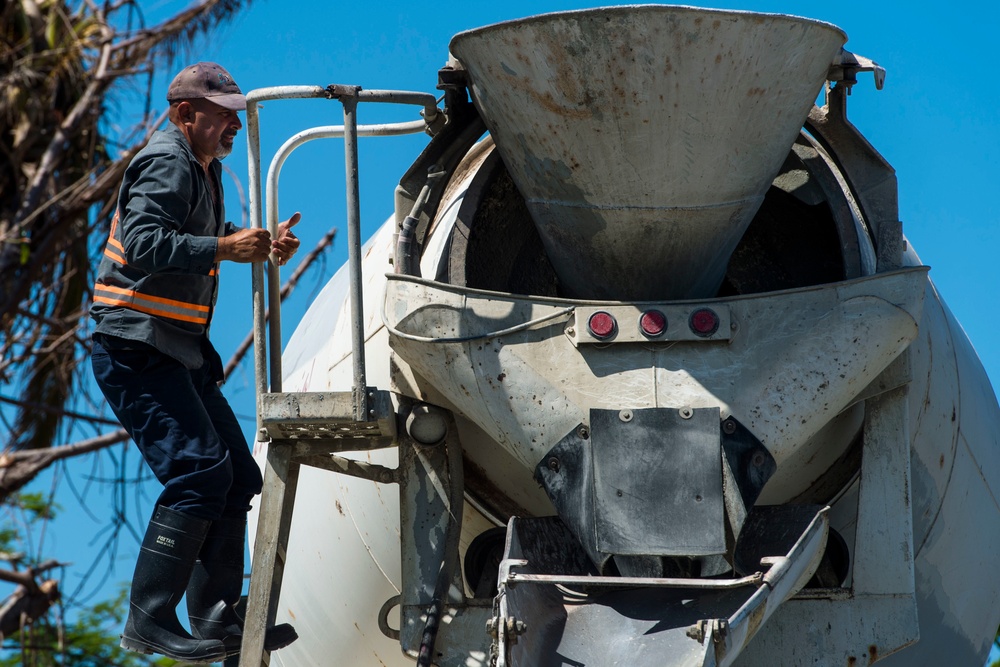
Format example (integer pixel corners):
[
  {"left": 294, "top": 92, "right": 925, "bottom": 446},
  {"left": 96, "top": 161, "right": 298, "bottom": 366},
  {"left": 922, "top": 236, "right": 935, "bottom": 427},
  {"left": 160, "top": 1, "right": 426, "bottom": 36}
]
[{"left": 259, "top": 390, "right": 395, "bottom": 445}]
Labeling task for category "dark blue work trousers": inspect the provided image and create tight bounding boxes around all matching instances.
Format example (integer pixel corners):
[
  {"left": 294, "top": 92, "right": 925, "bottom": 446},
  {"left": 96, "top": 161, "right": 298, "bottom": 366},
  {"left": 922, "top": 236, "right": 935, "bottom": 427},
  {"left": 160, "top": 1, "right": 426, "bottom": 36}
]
[{"left": 91, "top": 336, "right": 263, "bottom": 520}]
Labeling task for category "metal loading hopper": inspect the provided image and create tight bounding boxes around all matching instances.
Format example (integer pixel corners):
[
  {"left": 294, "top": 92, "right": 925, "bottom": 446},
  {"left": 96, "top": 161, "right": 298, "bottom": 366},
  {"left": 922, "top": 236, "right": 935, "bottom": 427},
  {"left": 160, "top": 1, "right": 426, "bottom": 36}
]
[{"left": 449, "top": 6, "right": 847, "bottom": 301}]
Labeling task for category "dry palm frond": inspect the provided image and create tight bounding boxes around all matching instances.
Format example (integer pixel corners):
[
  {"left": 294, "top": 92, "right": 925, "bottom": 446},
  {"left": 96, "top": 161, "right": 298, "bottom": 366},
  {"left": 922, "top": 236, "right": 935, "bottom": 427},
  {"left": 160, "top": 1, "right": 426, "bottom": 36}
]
[{"left": 1, "top": 0, "right": 258, "bottom": 454}]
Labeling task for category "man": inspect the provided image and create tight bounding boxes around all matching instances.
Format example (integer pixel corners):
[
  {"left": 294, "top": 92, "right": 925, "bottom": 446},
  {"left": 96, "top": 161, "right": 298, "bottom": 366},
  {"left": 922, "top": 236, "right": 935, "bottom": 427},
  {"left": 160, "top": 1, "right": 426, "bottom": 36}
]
[{"left": 91, "top": 62, "right": 299, "bottom": 662}]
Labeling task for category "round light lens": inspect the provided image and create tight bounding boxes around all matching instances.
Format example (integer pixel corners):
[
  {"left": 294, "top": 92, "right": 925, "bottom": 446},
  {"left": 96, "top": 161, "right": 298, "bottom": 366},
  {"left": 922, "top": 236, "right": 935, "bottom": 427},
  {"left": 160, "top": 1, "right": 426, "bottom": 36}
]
[
  {"left": 639, "top": 310, "right": 667, "bottom": 337},
  {"left": 689, "top": 308, "right": 720, "bottom": 336},
  {"left": 588, "top": 311, "right": 617, "bottom": 339}
]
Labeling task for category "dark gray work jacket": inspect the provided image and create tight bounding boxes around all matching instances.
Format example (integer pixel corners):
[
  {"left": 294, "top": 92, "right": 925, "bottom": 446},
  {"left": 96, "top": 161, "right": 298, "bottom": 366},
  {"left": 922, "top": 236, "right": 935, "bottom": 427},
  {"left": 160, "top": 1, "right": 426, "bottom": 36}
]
[{"left": 92, "top": 123, "right": 238, "bottom": 372}]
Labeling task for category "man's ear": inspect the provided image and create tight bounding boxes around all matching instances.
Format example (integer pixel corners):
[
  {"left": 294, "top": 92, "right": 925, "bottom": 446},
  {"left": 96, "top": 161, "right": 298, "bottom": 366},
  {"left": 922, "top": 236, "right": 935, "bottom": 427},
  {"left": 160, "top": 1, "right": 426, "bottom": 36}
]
[{"left": 177, "top": 100, "right": 195, "bottom": 124}]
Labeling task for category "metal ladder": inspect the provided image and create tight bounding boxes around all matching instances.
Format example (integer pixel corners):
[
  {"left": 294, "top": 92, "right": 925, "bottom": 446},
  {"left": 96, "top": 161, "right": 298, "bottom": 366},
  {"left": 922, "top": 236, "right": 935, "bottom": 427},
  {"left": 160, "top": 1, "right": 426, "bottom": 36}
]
[{"left": 236, "top": 84, "right": 440, "bottom": 667}]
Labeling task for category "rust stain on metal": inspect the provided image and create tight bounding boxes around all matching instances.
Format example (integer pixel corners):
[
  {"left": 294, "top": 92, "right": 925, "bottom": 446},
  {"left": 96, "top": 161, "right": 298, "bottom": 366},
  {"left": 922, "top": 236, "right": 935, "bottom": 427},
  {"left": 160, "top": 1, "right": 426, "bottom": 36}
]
[
  {"left": 335, "top": 499, "right": 345, "bottom": 516},
  {"left": 745, "top": 598, "right": 767, "bottom": 641},
  {"left": 868, "top": 645, "right": 879, "bottom": 663},
  {"left": 525, "top": 90, "right": 591, "bottom": 119}
]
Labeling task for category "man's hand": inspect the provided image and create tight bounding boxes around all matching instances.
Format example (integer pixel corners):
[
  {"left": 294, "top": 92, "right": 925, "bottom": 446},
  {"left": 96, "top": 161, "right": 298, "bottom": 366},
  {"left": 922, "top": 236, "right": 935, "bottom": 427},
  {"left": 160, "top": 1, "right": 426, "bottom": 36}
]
[
  {"left": 216, "top": 227, "right": 271, "bottom": 263},
  {"left": 272, "top": 212, "right": 301, "bottom": 266},
  {"left": 215, "top": 213, "right": 301, "bottom": 265}
]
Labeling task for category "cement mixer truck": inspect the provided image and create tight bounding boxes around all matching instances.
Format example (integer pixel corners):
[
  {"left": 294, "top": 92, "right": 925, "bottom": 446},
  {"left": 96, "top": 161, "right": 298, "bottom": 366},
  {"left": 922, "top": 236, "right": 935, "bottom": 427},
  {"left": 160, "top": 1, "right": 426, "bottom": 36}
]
[{"left": 235, "top": 6, "right": 1000, "bottom": 667}]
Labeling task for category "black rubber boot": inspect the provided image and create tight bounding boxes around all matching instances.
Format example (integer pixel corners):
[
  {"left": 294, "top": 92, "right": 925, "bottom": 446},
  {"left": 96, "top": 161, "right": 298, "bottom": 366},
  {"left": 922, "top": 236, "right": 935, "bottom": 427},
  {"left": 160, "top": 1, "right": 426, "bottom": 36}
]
[
  {"left": 120, "top": 505, "right": 228, "bottom": 663},
  {"left": 187, "top": 513, "right": 298, "bottom": 656}
]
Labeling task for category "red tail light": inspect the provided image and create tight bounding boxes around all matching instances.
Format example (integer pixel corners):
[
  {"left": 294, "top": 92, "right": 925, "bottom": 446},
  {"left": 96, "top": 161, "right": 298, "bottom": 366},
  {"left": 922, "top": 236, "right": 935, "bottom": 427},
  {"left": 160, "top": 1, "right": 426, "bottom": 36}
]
[
  {"left": 588, "top": 311, "right": 617, "bottom": 339},
  {"left": 639, "top": 310, "right": 667, "bottom": 338},
  {"left": 689, "top": 308, "right": 720, "bottom": 337}
]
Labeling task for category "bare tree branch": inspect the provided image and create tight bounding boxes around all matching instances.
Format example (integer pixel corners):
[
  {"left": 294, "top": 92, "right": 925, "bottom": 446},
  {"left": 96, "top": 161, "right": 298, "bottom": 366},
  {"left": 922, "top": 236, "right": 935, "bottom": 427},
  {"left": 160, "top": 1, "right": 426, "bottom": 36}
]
[
  {"left": 0, "top": 431, "right": 129, "bottom": 498},
  {"left": 0, "top": 560, "right": 64, "bottom": 588},
  {"left": 0, "top": 578, "right": 60, "bottom": 641},
  {"left": 0, "top": 395, "right": 121, "bottom": 427}
]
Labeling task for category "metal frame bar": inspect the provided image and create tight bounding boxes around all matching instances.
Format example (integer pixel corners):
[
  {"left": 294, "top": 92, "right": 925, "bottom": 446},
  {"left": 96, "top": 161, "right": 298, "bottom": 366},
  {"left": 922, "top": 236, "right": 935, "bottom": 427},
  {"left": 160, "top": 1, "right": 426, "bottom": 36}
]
[
  {"left": 246, "top": 86, "right": 325, "bottom": 434},
  {"left": 245, "top": 85, "right": 436, "bottom": 422},
  {"left": 240, "top": 84, "right": 439, "bottom": 667},
  {"left": 239, "top": 442, "right": 300, "bottom": 667},
  {"left": 501, "top": 571, "right": 764, "bottom": 590},
  {"left": 262, "top": 120, "right": 425, "bottom": 394},
  {"left": 398, "top": 414, "right": 469, "bottom": 665},
  {"left": 341, "top": 89, "right": 365, "bottom": 420}
]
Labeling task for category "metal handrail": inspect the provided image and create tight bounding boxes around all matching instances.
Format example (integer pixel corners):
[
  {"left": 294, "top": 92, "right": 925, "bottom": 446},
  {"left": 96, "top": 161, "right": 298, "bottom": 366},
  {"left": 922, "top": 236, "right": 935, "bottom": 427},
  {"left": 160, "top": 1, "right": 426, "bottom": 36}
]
[{"left": 245, "top": 85, "right": 439, "bottom": 434}]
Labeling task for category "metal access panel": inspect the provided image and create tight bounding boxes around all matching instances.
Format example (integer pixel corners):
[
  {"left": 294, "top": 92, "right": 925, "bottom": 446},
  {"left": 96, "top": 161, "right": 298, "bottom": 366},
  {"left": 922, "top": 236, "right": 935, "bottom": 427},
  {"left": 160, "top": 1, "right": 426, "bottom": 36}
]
[{"left": 591, "top": 407, "right": 725, "bottom": 556}]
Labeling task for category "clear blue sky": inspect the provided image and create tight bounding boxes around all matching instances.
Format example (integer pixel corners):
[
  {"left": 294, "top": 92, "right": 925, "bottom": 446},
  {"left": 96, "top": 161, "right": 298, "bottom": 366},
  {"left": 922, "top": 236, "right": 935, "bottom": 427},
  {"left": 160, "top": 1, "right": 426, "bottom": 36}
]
[{"left": 20, "top": 0, "right": 999, "bottom": 658}]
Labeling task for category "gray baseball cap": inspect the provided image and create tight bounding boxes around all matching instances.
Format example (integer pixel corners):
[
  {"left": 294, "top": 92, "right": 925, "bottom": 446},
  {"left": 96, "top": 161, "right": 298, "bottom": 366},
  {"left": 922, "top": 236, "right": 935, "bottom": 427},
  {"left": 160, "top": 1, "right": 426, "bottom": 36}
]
[{"left": 166, "top": 62, "right": 246, "bottom": 111}]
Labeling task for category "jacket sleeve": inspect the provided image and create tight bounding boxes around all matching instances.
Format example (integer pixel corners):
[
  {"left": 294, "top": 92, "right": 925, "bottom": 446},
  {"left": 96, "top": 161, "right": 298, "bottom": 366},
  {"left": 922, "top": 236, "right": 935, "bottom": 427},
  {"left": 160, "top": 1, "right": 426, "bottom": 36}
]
[{"left": 119, "top": 150, "right": 219, "bottom": 275}]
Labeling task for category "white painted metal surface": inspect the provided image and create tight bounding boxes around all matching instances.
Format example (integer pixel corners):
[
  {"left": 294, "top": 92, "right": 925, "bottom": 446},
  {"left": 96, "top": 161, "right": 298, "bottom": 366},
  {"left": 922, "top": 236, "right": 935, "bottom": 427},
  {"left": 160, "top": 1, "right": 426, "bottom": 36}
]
[{"left": 246, "top": 6, "right": 1000, "bottom": 667}]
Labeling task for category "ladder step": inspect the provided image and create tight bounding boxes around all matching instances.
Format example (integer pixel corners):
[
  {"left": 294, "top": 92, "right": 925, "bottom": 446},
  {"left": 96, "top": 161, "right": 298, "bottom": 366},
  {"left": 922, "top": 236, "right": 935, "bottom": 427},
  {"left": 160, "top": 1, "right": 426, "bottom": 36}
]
[{"left": 260, "top": 390, "right": 395, "bottom": 442}]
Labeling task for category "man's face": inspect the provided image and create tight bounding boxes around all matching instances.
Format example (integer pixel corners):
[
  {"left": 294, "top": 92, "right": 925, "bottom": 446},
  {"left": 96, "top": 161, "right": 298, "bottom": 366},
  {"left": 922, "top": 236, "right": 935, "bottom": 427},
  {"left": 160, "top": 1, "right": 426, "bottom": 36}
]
[{"left": 182, "top": 98, "right": 243, "bottom": 162}]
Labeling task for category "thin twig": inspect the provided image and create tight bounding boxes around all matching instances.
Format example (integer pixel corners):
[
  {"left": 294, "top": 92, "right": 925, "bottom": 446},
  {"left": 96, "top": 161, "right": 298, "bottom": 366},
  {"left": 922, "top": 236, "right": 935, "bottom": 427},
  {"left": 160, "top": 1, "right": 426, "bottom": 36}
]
[
  {"left": 224, "top": 228, "right": 336, "bottom": 378},
  {"left": 0, "top": 396, "right": 120, "bottom": 428}
]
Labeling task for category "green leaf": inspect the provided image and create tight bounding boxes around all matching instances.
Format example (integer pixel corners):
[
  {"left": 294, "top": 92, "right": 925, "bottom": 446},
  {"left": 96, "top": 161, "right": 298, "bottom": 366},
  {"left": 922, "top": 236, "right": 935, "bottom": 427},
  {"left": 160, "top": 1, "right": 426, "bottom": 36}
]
[
  {"left": 45, "top": 7, "right": 58, "bottom": 49},
  {"left": 13, "top": 492, "right": 60, "bottom": 521}
]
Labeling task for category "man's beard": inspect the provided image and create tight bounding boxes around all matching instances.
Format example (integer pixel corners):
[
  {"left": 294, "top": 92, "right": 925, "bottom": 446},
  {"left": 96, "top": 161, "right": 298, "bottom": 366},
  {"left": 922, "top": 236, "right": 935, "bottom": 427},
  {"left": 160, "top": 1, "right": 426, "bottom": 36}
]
[{"left": 214, "top": 141, "right": 233, "bottom": 159}]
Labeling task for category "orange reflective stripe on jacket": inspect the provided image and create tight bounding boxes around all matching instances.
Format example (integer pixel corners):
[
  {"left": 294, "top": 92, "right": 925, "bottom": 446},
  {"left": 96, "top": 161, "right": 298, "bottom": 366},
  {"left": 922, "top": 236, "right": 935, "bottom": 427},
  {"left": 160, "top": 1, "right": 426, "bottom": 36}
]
[
  {"left": 103, "top": 209, "right": 127, "bottom": 264},
  {"left": 93, "top": 283, "right": 210, "bottom": 325}
]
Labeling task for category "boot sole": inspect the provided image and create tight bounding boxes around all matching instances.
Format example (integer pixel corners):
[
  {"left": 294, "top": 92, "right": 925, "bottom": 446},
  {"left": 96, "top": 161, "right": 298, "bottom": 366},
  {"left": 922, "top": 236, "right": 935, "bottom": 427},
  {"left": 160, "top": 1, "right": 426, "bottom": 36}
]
[
  {"left": 266, "top": 624, "right": 299, "bottom": 652},
  {"left": 219, "top": 627, "right": 299, "bottom": 657},
  {"left": 120, "top": 636, "right": 153, "bottom": 655},
  {"left": 121, "top": 635, "right": 228, "bottom": 663}
]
